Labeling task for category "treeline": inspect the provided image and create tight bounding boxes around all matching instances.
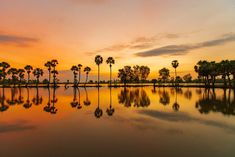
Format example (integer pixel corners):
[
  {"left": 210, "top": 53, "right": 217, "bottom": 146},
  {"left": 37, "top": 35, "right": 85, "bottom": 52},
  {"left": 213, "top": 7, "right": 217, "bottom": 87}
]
[{"left": 194, "top": 60, "right": 235, "bottom": 87}]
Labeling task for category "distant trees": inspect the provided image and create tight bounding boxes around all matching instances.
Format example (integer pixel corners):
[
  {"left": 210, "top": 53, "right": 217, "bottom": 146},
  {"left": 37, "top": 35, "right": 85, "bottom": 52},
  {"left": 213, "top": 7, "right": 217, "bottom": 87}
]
[
  {"left": 183, "top": 74, "right": 192, "bottom": 83},
  {"left": 159, "top": 68, "right": 170, "bottom": 83},
  {"left": 118, "top": 65, "right": 150, "bottom": 86},
  {"left": 194, "top": 60, "right": 235, "bottom": 87}
]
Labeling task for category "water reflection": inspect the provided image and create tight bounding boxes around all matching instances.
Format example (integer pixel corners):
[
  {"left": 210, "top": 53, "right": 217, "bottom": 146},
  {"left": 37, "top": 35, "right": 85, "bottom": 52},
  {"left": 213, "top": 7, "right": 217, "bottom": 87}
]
[
  {"left": 95, "top": 87, "right": 103, "bottom": 118},
  {"left": 0, "top": 87, "right": 235, "bottom": 117},
  {"left": 106, "top": 87, "right": 115, "bottom": 116},
  {"left": 118, "top": 88, "right": 150, "bottom": 108},
  {"left": 196, "top": 88, "right": 235, "bottom": 116},
  {"left": 44, "top": 88, "right": 58, "bottom": 114}
]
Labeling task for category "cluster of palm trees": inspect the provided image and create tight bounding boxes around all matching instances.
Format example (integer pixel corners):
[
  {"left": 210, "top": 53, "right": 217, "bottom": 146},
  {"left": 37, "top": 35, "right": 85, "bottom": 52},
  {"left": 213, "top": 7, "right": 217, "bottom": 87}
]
[
  {"left": 0, "top": 60, "right": 59, "bottom": 87},
  {"left": 194, "top": 60, "right": 235, "bottom": 87}
]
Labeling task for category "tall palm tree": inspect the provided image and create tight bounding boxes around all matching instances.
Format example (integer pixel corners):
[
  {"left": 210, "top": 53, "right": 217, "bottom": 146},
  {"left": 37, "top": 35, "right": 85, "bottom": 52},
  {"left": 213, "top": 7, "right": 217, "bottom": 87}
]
[
  {"left": 71, "top": 65, "right": 78, "bottom": 87},
  {"left": 33, "top": 68, "right": 44, "bottom": 87},
  {"left": 171, "top": 60, "right": 179, "bottom": 85},
  {"left": 7, "top": 68, "right": 18, "bottom": 87},
  {"left": 0, "top": 62, "right": 10, "bottom": 85},
  {"left": 77, "top": 64, "right": 83, "bottom": 85},
  {"left": 95, "top": 55, "right": 103, "bottom": 87},
  {"left": 24, "top": 65, "right": 33, "bottom": 85},
  {"left": 84, "top": 66, "right": 91, "bottom": 87},
  {"left": 18, "top": 69, "right": 25, "bottom": 86},
  {"left": 51, "top": 59, "right": 58, "bottom": 87},
  {"left": 44, "top": 61, "right": 52, "bottom": 86},
  {"left": 106, "top": 57, "right": 115, "bottom": 86}
]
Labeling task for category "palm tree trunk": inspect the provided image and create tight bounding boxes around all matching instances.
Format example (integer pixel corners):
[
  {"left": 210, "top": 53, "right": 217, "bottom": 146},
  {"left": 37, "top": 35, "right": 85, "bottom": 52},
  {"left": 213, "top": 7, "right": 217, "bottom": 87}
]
[
  {"left": 227, "top": 75, "right": 231, "bottom": 87},
  {"left": 233, "top": 74, "right": 235, "bottom": 88},
  {"left": 110, "top": 65, "right": 112, "bottom": 86},
  {"left": 175, "top": 68, "right": 177, "bottom": 86},
  {"left": 78, "top": 70, "right": 81, "bottom": 85},
  {"left": 28, "top": 73, "right": 30, "bottom": 84},
  {"left": 85, "top": 73, "right": 88, "bottom": 87}
]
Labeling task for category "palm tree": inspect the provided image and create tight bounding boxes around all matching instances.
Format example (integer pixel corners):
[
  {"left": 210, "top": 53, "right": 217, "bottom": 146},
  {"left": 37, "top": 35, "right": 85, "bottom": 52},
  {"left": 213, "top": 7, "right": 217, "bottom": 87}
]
[
  {"left": 33, "top": 68, "right": 44, "bottom": 87},
  {"left": 77, "top": 64, "right": 83, "bottom": 85},
  {"left": 71, "top": 65, "right": 78, "bottom": 87},
  {"left": 44, "top": 61, "right": 52, "bottom": 86},
  {"left": 84, "top": 66, "right": 91, "bottom": 87},
  {"left": 7, "top": 68, "right": 18, "bottom": 87},
  {"left": 106, "top": 57, "right": 115, "bottom": 86},
  {"left": 51, "top": 59, "right": 59, "bottom": 87},
  {"left": 24, "top": 65, "right": 33, "bottom": 85},
  {"left": 0, "top": 62, "right": 10, "bottom": 85},
  {"left": 18, "top": 69, "right": 25, "bottom": 86},
  {"left": 171, "top": 60, "right": 179, "bottom": 85},
  {"left": 95, "top": 55, "right": 103, "bottom": 87}
]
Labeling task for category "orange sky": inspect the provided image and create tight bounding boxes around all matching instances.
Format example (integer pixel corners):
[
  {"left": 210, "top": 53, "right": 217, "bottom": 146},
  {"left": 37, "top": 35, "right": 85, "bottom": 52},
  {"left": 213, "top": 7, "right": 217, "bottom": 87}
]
[{"left": 0, "top": 0, "right": 235, "bottom": 81}]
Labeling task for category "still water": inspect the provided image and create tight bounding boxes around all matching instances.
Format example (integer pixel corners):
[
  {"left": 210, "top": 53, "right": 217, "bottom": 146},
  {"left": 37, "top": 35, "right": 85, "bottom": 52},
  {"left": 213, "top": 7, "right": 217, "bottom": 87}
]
[{"left": 0, "top": 87, "right": 235, "bottom": 157}]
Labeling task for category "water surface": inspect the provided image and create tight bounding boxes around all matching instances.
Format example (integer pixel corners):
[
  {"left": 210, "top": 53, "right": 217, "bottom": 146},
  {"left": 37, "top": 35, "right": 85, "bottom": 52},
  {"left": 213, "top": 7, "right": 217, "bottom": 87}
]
[{"left": 0, "top": 87, "right": 235, "bottom": 157}]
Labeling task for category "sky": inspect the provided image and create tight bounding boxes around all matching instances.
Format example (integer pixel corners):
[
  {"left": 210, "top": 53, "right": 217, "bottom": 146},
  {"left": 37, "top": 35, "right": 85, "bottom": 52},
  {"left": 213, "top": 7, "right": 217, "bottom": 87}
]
[{"left": 0, "top": 0, "right": 235, "bottom": 81}]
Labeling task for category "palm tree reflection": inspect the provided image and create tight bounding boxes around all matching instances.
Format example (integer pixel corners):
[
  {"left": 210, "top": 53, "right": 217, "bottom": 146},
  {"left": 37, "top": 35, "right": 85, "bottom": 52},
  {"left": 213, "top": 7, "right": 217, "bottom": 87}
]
[
  {"left": 32, "top": 87, "right": 43, "bottom": 105},
  {"left": 7, "top": 88, "right": 17, "bottom": 106},
  {"left": 95, "top": 87, "right": 103, "bottom": 118},
  {"left": 0, "top": 87, "right": 8, "bottom": 112},
  {"left": 24, "top": 88, "right": 32, "bottom": 109},
  {"left": 70, "top": 87, "right": 78, "bottom": 108},
  {"left": 83, "top": 88, "right": 91, "bottom": 106},
  {"left": 118, "top": 88, "right": 150, "bottom": 108},
  {"left": 17, "top": 87, "right": 24, "bottom": 105},
  {"left": 44, "top": 87, "right": 58, "bottom": 114},
  {"left": 106, "top": 87, "right": 115, "bottom": 116}
]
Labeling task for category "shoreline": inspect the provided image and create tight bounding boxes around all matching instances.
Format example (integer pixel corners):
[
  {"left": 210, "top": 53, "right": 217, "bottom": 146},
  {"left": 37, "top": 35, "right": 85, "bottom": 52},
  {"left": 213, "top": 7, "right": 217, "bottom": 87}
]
[{"left": 0, "top": 83, "right": 234, "bottom": 89}]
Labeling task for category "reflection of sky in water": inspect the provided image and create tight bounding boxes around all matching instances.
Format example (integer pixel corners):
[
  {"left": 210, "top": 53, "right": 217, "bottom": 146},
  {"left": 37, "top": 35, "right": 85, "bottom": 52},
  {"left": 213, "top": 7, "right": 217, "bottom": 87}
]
[{"left": 0, "top": 87, "right": 235, "bottom": 157}]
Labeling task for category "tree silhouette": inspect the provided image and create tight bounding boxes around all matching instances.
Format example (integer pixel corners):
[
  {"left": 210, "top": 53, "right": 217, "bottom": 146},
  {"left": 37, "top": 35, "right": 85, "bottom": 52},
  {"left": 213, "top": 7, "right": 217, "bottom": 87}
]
[
  {"left": 44, "top": 61, "right": 52, "bottom": 86},
  {"left": 77, "top": 64, "right": 83, "bottom": 86},
  {"left": 33, "top": 68, "right": 43, "bottom": 87},
  {"left": 159, "top": 68, "right": 170, "bottom": 83},
  {"left": 7, "top": 68, "right": 18, "bottom": 87},
  {"left": 106, "top": 57, "right": 115, "bottom": 86},
  {"left": 32, "top": 87, "right": 43, "bottom": 105},
  {"left": 51, "top": 59, "right": 59, "bottom": 87},
  {"left": 18, "top": 69, "right": 25, "bottom": 86},
  {"left": 172, "top": 88, "right": 180, "bottom": 111},
  {"left": 95, "top": 55, "right": 103, "bottom": 87},
  {"left": 171, "top": 60, "right": 179, "bottom": 85},
  {"left": 71, "top": 65, "right": 79, "bottom": 87},
  {"left": 50, "top": 87, "right": 58, "bottom": 114},
  {"left": 84, "top": 66, "right": 91, "bottom": 87},
  {"left": 0, "top": 62, "right": 10, "bottom": 85},
  {"left": 24, "top": 65, "right": 33, "bottom": 85}
]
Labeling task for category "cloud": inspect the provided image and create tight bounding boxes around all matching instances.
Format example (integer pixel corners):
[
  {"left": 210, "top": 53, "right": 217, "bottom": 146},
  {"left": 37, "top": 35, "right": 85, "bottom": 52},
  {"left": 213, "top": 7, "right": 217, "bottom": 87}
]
[
  {"left": 0, "top": 34, "right": 39, "bottom": 46},
  {"left": 87, "top": 33, "right": 179, "bottom": 56},
  {"left": 0, "top": 120, "right": 36, "bottom": 134},
  {"left": 70, "top": 0, "right": 109, "bottom": 5},
  {"left": 135, "top": 33, "right": 235, "bottom": 57},
  {"left": 138, "top": 110, "right": 235, "bottom": 133}
]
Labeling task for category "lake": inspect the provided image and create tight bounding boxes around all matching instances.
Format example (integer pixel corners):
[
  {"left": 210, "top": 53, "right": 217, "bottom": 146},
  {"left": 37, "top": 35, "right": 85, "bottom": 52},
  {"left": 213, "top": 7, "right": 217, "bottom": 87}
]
[{"left": 0, "top": 87, "right": 235, "bottom": 157}]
